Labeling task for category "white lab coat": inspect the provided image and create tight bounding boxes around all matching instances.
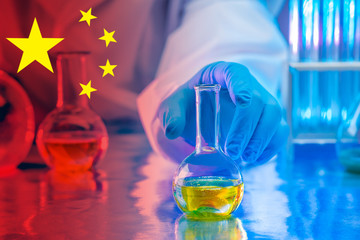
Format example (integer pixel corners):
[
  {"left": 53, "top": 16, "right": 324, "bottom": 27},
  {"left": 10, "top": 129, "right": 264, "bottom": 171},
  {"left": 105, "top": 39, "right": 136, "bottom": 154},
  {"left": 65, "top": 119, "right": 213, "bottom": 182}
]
[
  {"left": 137, "top": 0, "right": 288, "bottom": 162},
  {"left": 0, "top": 0, "right": 287, "bottom": 163}
]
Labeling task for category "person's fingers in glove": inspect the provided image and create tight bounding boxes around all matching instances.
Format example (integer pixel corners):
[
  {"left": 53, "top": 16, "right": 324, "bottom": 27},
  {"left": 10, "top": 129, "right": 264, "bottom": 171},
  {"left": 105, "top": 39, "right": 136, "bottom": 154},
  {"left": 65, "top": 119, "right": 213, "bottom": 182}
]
[
  {"left": 247, "top": 119, "right": 289, "bottom": 166},
  {"left": 224, "top": 95, "right": 264, "bottom": 160},
  {"left": 187, "top": 62, "right": 273, "bottom": 161},
  {"left": 158, "top": 61, "right": 288, "bottom": 165},
  {"left": 158, "top": 87, "right": 196, "bottom": 144},
  {"left": 186, "top": 62, "right": 253, "bottom": 107},
  {"left": 241, "top": 97, "right": 282, "bottom": 163}
]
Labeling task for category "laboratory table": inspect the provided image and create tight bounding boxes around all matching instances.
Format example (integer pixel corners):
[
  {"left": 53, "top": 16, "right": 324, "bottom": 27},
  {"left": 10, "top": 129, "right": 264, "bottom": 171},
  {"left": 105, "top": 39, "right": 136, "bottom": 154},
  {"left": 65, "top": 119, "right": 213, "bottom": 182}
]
[{"left": 1, "top": 133, "right": 360, "bottom": 240}]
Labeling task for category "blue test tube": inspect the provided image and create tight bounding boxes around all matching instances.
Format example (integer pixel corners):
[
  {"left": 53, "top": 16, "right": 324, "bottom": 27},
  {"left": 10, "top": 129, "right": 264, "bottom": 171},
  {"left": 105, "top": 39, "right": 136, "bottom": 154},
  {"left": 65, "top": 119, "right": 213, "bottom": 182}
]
[
  {"left": 356, "top": 0, "right": 360, "bottom": 61},
  {"left": 300, "top": 0, "right": 320, "bottom": 134},
  {"left": 355, "top": 0, "right": 360, "bottom": 95},
  {"left": 320, "top": 0, "right": 340, "bottom": 131},
  {"left": 289, "top": 0, "right": 301, "bottom": 136},
  {"left": 290, "top": 0, "right": 301, "bottom": 62},
  {"left": 340, "top": 0, "right": 357, "bottom": 121}
]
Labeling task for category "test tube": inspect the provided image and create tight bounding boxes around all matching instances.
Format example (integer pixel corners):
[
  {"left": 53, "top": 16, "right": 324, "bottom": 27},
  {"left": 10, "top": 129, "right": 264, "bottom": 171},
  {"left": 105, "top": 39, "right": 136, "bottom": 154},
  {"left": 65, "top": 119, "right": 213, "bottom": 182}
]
[
  {"left": 320, "top": 0, "right": 340, "bottom": 130},
  {"left": 300, "top": 0, "right": 320, "bottom": 133},
  {"left": 340, "top": 0, "right": 357, "bottom": 121},
  {"left": 356, "top": 0, "right": 360, "bottom": 61},
  {"left": 355, "top": 0, "right": 360, "bottom": 95},
  {"left": 290, "top": 0, "right": 301, "bottom": 62},
  {"left": 289, "top": 0, "right": 301, "bottom": 135}
]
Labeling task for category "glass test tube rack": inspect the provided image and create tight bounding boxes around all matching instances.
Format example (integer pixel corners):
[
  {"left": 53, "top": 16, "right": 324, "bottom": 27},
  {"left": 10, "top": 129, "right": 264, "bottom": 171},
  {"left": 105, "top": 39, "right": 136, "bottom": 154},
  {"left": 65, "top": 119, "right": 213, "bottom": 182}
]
[{"left": 288, "top": 61, "right": 360, "bottom": 144}]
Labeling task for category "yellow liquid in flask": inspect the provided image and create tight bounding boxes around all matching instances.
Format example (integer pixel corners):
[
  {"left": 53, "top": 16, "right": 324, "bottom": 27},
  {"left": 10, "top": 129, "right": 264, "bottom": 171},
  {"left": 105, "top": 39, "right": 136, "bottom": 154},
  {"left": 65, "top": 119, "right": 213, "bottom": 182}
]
[{"left": 173, "top": 177, "right": 244, "bottom": 219}]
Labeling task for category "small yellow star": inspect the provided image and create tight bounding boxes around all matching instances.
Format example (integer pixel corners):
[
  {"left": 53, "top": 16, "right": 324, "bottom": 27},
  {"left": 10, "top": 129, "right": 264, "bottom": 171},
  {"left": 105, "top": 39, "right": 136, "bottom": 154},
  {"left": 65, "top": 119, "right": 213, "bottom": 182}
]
[
  {"left": 99, "top": 29, "right": 117, "bottom": 47},
  {"left": 99, "top": 59, "right": 117, "bottom": 77},
  {"left": 7, "top": 18, "right": 63, "bottom": 73},
  {"left": 79, "top": 8, "right": 97, "bottom": 26},
  {"left": 79, "top": 80, "right": 97, "bottom": 99}
]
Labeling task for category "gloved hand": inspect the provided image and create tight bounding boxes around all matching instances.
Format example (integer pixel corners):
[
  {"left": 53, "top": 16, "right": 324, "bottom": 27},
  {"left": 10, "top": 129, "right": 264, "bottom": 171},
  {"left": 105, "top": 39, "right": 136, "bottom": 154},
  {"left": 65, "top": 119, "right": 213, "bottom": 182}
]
[{"left": 158, "top": 61, "right": 289, "bottom": 165}]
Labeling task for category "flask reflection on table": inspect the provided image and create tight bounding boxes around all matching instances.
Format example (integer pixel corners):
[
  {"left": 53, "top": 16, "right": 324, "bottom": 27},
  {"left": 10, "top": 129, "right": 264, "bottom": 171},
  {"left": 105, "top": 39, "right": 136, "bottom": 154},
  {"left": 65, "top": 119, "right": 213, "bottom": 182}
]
[
  {"left": 175, "top": 214, "right": 247, "bottom": 240},
  {"left": 42, "top": 169, "right": 106, "bottom": 201}
]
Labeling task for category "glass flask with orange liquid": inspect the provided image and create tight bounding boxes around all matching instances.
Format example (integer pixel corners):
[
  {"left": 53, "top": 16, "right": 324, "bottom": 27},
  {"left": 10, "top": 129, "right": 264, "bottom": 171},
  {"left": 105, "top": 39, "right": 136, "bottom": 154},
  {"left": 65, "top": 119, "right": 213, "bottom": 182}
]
[
  {"left": 173, "top": 84, "right": 244, "bottom": 219},
  {"left": 36, "top": 52, "right": 108, "bottom": 172}
]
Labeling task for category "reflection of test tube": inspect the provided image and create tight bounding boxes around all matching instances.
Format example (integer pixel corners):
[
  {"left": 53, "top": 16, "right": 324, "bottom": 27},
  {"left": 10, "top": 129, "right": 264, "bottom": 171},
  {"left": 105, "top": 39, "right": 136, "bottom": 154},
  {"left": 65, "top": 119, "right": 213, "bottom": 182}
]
[{"left": 320, "top": 0, "right": 340, "bottom": 128}]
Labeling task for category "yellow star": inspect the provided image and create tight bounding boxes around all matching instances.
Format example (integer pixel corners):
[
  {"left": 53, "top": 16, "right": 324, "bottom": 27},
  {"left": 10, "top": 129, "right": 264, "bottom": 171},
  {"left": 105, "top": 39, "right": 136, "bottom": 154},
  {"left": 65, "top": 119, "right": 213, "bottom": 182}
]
[
  {"left": 79, "top": 8, "right": 97, "bottom": 26},
  {"left": 7, "top": 18, "right": 63, "bottom": 73},
  {"left": 99, "top": 59, "right": 117, "bottom": 77},
  {"left": 99, "top": 29, "right": 117, "bottom": 47},
  {"left": 79, "top": 80, "right": 97, "bottom": 99}
]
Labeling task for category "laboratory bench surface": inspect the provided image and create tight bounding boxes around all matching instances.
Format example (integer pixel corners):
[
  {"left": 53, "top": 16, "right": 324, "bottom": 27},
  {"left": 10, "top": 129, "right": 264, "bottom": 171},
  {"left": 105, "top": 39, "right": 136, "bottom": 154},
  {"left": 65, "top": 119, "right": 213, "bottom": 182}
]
[{"left": 1, "top": 133, "right": 360, "bottom": 240}]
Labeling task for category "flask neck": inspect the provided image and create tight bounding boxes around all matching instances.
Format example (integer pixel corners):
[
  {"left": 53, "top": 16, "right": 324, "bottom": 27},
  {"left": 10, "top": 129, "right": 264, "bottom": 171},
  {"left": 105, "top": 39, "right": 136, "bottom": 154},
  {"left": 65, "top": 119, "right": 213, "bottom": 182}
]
[
  {"left": 56, "top": 52, "right": 89, "bottom": 108},
  {"left": 195, "top": 84, "right": 221, "bottom": 153}
]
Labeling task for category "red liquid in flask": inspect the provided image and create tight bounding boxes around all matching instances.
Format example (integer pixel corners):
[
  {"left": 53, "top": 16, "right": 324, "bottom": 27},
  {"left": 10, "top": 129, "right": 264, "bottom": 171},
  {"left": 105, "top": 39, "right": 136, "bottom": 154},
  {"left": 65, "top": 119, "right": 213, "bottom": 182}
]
[
  {"left": 36, "top": 52, "right": 108, "bottom": 172},
  {"left": 38, "top": 131, "right": 108, "bottom": 172}
]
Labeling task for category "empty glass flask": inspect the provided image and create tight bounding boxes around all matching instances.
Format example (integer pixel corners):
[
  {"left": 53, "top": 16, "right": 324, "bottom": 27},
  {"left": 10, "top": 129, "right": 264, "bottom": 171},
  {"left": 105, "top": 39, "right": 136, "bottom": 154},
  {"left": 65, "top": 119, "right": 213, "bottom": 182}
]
[
  {"left": 337, "top": 95, "right": 360, "bottom": 173},
  {"left": 36, "top": 52, "right": 108, "bottom": 172},
  {"left": 172, "top": 84, "right": 244, "bottom": 219}
]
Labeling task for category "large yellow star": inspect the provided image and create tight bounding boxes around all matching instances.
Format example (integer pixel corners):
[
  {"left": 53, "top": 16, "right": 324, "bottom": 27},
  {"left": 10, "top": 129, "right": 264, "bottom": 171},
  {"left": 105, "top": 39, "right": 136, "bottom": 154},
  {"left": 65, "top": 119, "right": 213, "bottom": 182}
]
[
  {"left": 79, "top": 8, "right": 97, "bottom": 26},
  {"left": 99, "top": 59, "right": 117, "bottom": 77},
  {"left": 99, "top": 29, "right": 117, "bottom": 47},
  {"left": 79, "top": 80, "right": 97, "bottom": 99},
  {"left": 7, "top": 18, "right": 63, "bottom": 73}
]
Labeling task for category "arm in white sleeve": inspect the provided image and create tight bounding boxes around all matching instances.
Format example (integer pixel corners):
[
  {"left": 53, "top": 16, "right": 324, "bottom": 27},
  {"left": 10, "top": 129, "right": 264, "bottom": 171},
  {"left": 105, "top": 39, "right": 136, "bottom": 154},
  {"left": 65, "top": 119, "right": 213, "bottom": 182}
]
[{"left": 137, "top": 0, "right": 288, "bottom": 162}]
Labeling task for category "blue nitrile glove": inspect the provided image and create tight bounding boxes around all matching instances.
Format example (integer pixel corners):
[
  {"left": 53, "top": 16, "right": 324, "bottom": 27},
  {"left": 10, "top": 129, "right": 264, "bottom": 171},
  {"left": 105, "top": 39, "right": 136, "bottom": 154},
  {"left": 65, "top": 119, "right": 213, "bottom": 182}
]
[{"left": 158, "top": 61, "right": 289, "bottom": 165}]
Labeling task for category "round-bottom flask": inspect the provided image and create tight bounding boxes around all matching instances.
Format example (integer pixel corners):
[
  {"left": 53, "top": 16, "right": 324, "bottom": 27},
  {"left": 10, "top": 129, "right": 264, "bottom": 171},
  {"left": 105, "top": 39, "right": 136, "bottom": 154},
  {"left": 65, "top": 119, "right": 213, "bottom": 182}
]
[
  {"left": 0, "top": 71, "right": 34, "bottom": 173},
  {"left": 337, "top": 95, "right": 360, "bottom": 173},
  {"left": 173, "top": 84, "right": 243, "bottom": 219},
  {"left": 36, "top": 52, "right": 108, "bottom": 172}
]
